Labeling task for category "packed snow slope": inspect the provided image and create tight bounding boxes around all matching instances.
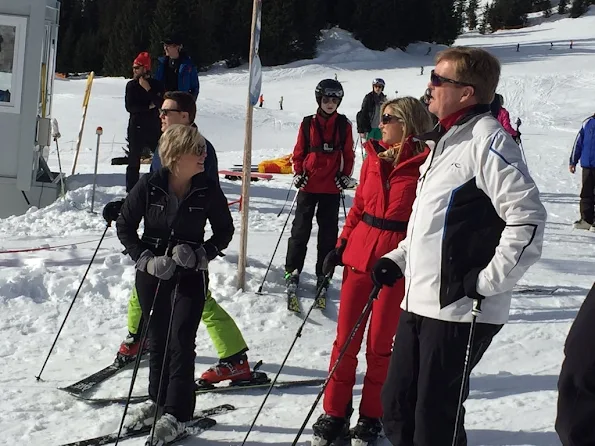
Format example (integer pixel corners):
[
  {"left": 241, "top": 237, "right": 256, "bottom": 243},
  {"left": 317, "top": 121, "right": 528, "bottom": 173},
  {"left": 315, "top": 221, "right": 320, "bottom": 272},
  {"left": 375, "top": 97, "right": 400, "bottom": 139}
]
[{"left": 1, "top": 9, "right": 595, "bottom": 446}]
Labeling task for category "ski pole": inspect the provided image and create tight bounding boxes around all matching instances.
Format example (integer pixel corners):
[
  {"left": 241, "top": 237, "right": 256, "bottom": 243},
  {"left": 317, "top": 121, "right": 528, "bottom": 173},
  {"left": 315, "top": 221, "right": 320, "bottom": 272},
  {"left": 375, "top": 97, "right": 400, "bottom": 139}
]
[
  {"left": 515, "top": 117, "right": 527, "bottom": 165},
  {"left": 35, "top": 223, "right": 110, "bottom": 381},
  {"left": 277, "top": 182, "right": 294, "bottom": 217},
  {"left": 451, "top": 298, "right": 482, "bottom": 446},
  {"left": 148, "top": 274, "right": 182, "bottom": 446},
  {"left": 114, "top": 233, "right": 175, "bottom": 446},
  {"left": 90, "top": 127, "right": 103, "bottom": 214},
  {"left": 291, "top": 285, "right": 380, "bottom": 445},
  {"left": 257, "top": 191, "right": 298, "bottom": 294},
  {"left": 340, "top": 191, "right": 347, "bottom": 220},
  {"left": 242, "top": 276, "right": 333, "bottom": 445}
]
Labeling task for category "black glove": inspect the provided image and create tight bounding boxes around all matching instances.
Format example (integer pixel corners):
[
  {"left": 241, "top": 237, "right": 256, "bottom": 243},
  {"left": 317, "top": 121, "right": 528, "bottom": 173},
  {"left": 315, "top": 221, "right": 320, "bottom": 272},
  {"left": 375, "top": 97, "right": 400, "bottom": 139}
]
[
  {"left": 335, "top": 173, "right": 355, "bottom": 190},
  {"left": 372, "top": 257, "right": 403, "bottom": 287},
  {"left": 463, "top": 267, "right": 485, "bottom": 301},
  {"left": 322, "top": 239, "right": 347, "bottom": 276},
  {"left": 293, "top": 174, "right": 308, "bottom": 189},
  {"left": 103, "top": 199, "right": 124, "bottom": 225}
]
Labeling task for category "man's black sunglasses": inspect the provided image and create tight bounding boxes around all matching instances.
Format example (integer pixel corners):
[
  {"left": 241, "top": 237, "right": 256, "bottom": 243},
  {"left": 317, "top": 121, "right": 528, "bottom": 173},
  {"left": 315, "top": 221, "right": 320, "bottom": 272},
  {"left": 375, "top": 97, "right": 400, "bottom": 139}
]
[
  {"left": 159, "top": 108, "right": 183, "bottom": 116},
  {"left": 430, "top": 70, "right": 474, "bottom": 88}
]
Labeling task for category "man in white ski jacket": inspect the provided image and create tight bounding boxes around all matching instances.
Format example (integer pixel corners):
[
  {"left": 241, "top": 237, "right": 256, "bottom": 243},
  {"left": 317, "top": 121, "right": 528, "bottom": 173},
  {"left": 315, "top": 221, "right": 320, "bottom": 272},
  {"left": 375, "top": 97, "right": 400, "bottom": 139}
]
[{"left": 371, "top": 47, "right": 547, "bottom": 446}]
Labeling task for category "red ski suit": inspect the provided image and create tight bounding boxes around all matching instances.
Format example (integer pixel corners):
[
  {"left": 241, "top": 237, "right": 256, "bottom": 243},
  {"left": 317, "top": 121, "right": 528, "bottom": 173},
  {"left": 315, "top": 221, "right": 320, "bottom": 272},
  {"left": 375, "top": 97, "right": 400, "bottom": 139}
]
[
  {"left": 292, "top": 112, "right": 355, "bottom": 194},
  {"left": 323, "top": 136, "right": 429, "bottom": 419}
]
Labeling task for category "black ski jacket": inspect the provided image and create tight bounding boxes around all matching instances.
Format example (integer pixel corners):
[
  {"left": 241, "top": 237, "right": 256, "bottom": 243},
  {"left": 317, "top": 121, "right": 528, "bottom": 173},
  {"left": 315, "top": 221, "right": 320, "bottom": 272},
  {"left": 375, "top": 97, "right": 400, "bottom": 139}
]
[
  {"left": 356, "top": 91, "right": 386, "bottom": 133},
  {"left": 125, "top": 78, "right": 164, "bottom": 127},
  {"left": 116, "top": 168, "right": 234, "bottom": 262}
]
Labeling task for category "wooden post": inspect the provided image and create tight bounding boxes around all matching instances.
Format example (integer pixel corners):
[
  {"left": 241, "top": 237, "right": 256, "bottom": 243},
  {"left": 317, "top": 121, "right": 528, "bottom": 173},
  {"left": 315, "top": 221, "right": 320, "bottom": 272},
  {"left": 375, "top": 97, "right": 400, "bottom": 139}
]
[
  {"left": 237, "top": 0, "right": 261, "bottom": 291},
  {"left": 71, "top": 71, "right": 95, "bottom": 175}
]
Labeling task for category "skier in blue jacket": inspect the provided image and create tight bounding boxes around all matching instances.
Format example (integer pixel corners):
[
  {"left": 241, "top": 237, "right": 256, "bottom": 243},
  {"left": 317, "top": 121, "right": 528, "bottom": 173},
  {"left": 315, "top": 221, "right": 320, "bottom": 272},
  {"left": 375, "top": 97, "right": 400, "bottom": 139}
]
[
  {"left": 155, "top": 35, "right": 199, "bottom": 101},
  {"left": 570, "top": 114, "right": 595, "bottom": 232}
]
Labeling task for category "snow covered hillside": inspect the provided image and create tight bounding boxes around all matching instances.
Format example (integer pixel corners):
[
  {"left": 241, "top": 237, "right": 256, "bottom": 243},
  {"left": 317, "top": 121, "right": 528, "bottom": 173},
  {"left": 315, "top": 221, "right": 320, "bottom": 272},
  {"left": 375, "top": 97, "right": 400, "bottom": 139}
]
[{"left": 1, "top": 8, "right": 595, "bottom": 445}]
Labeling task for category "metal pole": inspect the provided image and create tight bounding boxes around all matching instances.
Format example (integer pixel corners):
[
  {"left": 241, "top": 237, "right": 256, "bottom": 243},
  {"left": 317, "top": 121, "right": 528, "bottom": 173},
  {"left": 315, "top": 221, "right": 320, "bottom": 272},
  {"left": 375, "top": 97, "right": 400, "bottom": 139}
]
[
  {"left": 90, "top": 127, "right": 102, "bottom": 213},
  {"left": 237, "top": 0, "right": 261, "bottom": 291}
]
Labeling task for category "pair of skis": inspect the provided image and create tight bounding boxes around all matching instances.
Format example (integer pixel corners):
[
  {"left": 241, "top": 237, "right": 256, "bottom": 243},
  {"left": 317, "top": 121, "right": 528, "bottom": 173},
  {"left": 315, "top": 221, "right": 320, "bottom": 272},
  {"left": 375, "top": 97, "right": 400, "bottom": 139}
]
[
  {"left": 287, "top": 283, "right": 328, "bottom": 315},
  {"left": 59, "top": 403, "right": 235, "bottom": 446}
]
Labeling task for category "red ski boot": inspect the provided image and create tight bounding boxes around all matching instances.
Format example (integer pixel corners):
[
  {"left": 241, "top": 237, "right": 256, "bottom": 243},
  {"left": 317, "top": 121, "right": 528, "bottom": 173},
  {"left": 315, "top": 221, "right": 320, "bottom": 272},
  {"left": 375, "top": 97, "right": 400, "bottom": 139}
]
[
  {"left": 116, "top": 333, "right": 148, "bottom": 364},
  {"left": 199, "top": 355, "right": 252, "bottom": 385}
]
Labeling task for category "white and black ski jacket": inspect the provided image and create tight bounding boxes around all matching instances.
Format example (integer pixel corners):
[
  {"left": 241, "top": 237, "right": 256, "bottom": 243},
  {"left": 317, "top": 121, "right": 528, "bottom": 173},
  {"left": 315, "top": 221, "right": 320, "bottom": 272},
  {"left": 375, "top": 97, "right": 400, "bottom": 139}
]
[{"left": 383, "top": 105, "right": 547, "bottom": 325}]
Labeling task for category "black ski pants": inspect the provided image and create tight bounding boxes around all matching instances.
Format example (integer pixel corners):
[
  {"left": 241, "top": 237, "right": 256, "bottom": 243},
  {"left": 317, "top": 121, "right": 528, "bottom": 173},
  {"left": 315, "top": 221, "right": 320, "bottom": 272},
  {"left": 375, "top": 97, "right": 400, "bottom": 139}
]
[
  {"left": 136, "top": 269, "right": 207, "bottom": 422},
  {"left": 285, "top": 191, "right": 340, "bottom": 277},
  {"left": 381, "top": 310, "right": 502, "bottom": 446},
  {"left": 579, "top": 167, "right": 595, "bottom": 224},
  {"left": 126, "top": 120, "right": 160, "bottom": 192},
  {"left": 556, "top": 282, "right": 595, "bottom": 446}
]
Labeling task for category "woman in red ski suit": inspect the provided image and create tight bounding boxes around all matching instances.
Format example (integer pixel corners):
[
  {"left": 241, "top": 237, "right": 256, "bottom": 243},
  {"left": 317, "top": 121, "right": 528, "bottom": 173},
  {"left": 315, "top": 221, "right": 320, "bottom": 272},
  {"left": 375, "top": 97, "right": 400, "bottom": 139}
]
[{"left": 312, "top": 97, "right": 434, "bottom": 444}]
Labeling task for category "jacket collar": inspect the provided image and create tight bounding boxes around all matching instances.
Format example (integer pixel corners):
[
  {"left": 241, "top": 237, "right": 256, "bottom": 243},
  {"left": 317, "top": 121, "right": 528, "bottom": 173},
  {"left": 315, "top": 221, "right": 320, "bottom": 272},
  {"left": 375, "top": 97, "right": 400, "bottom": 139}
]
[{"left": 415, "top": 104, "right": 491, "bottom": 145}]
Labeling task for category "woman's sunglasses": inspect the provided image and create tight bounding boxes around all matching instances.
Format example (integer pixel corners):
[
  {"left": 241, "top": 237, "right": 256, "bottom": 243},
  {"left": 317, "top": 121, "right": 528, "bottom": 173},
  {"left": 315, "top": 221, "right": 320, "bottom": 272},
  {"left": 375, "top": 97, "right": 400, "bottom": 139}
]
[
  {"left": 322, "top": 96, "right": 341, "bottom": 105},
  {"left": 430, "top": 70, "right": 474, "bottom": 88},
  {"left": 381, "top": 114, "right": 403, "bottom": 125}
]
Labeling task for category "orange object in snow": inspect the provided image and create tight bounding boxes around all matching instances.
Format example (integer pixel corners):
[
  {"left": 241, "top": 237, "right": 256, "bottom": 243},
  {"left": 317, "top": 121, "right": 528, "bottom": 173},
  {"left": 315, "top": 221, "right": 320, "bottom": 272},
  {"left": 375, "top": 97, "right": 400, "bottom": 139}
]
[{"left": 258, "top": 154, "right": 293, "bottom": 174}]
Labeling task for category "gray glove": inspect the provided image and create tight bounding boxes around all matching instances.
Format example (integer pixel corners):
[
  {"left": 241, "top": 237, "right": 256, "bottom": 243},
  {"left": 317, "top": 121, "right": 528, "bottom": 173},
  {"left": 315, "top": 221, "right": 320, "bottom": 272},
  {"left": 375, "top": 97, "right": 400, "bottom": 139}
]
[
  {"left": 194, "top": 245, "right": 209, "bottom": 271},
  {"left": 172, "top": 244, "right": 197, "bottom": 269},
  {"left": 136, "top": 249, "right": 176, "bottom": 280}
]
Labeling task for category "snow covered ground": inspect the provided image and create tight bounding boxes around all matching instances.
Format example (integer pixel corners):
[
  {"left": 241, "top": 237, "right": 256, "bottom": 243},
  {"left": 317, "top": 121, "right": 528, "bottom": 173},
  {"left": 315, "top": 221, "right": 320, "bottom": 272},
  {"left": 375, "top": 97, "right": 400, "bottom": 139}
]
[{"left": 1, "top": 8, "right": 595, "bottom": 445}]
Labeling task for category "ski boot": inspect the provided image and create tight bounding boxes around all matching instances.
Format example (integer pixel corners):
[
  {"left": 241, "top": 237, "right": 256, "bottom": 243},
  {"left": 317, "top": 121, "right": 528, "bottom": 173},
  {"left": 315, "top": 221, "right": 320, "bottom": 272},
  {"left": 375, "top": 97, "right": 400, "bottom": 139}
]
[
  {"left": 315, "top": 275, "right": 330, "bottom": 310},
  {"left": 198, "top": 353, "right": 252, "bottom": 386},
  {"left": 573, "top": 219, "right": 593, "bottom": 230},
  {"left": 125, "top": 400, "right": 163, "bottom": 430},
  {"left": 116, "top": 332, "right": 148, "bottom": 365},
  {"left": 350, "top": 416, "right": 383, "bottom": 445},
  {"left": 285, "top": 270, "right": 301, "bottom": 313},
  {"left": 145, "top": 413, "right": 185, "bottom": 445},
  {"left": 311, "top": 413, "right": 351, "bottom": 446}
]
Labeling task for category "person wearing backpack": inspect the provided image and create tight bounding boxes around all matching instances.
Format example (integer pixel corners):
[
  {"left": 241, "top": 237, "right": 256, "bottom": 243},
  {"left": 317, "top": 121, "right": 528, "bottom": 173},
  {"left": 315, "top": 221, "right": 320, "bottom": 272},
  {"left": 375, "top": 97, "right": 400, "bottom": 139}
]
[
  {"left": 356, "top": 78, "right": 387, "bottom": 142},
  {"left": 285, "top": 79, "right": 355, "bottom": 297}
]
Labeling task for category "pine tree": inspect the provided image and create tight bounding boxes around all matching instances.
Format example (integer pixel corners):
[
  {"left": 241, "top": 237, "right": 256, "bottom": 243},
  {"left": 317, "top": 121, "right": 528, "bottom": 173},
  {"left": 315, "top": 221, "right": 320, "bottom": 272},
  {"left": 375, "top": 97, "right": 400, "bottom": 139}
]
[
  {"left": 352, "top": 0, "right": 394, "bottom": 50},
  {"left": 468, "top": 0, "right": 479, "bottom": 30},
  {"left": 543, "top": 0, "right": 553, "bottom": 17},
  {"left": 149, "top": 0, "right": 191, "bottom": 66},
  {"left": 56, "top": 0, "right": 83, "bottom": 74},
  {"left": 570, "top": 0, "right": 589, "bottom": 17},
  {"left": 428, "top": 0, "right": 460, "bottom": 45},
  {"left": 455, "top": 0, "right": 466, "bottom": 33},
  {"left": 558, "top": 0, "right": 568, "bottom": 14}
]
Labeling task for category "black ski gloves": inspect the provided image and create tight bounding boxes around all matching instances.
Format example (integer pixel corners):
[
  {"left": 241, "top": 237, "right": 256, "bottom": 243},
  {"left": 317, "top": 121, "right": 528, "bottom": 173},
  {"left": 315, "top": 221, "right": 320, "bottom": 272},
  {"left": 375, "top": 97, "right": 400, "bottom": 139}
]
[
  {"left": 335, "top": 173, "right": 355, "bottom": 190},
  {"left": 372, "top": 257, "right": 403, "bottom": 287},
  {"left": 103, "top": 199, "right": 124, "bottom": 225},
  {"left": 322, "top": 239, "right": 347, "bottom": 276},
  {"left": 463, "top": 267, "right": 485, "bottom": 301},
  {"left": 293, "top": 174, "right": 308, "bottom": 189}
]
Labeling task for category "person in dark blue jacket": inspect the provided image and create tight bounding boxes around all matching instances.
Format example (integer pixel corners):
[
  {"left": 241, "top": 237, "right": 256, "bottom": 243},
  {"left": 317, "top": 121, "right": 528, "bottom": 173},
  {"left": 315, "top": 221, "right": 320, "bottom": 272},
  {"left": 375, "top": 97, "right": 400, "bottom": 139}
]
[
  {"left": 150, "top": 91, "right": 217, "bottom": 182},
  {"left": 154, "top": 35, "right": 199, "bottom": 101},
  {"left": 570, "top": 114, "right": 595, "bottom": 231}
]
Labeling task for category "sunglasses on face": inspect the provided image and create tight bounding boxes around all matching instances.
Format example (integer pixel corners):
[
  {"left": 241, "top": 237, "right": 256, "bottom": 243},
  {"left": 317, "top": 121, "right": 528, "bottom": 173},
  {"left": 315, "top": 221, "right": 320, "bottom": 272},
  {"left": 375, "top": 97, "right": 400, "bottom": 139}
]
[
  {"left": 381, "top": 114, "right": 403, "bottom": 125},
  {"left": 159, "top": 108, "right": 182, "bottom": 116},
  {"left": 322, "top": 96, "right": 340, "bottom": 105},
  {"left": 430, "top": 70, "right": 474, "bottom": 88}
]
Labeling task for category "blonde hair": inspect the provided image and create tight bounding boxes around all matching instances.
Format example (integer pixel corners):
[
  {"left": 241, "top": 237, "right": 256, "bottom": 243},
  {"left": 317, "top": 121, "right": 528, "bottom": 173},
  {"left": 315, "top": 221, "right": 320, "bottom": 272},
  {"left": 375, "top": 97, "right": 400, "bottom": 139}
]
[
  {"left": 381, "top": 97, "right": 433, "bottom": 156},
  {"left": 435, "top": 46, "right": 501, "bottom": 104},
  {"left": 159, "top": 124, "right": 206, "bottom": 171}
]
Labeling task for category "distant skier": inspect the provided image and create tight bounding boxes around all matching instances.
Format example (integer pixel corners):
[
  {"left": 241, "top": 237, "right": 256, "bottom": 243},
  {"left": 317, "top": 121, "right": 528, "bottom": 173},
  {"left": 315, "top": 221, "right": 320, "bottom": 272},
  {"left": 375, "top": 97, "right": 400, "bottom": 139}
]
[
  {"left": 154, "top": 34, "right": 199, "bottom": 101},
  {"left": 550, "top": 42, "right": 554, "bottom": 50},
  {"left": 425, "top": 46, "right": 431, "bottom": 56},
  {"left": 334, "top": 73, "right": 338, "bottom": 81},
  {"left": 490, "top": 93, "right": 519, "bottom": 141},
  {"left": 279, "top": 95, "right": 284, "bottom": 110},
  {"left": 356, "top": 78, "right": 387, "bottom": 142},
  {"left": 311, "top": 97, "right": 433, "bottom": 446},
  {"left": 517, "top": 43, "right": 520, "bottom": 52},
  {"left": 570, "top": 40, "right": 574, "bottom": 49},
  {"left": 420, "top": 66, "right": 424, "bottom": 75},
  {"left": 285, "top": 79, "right": 355, "bottom": 302},
  {"left": 556, "top": 281, "right": 595, "bottom": 446},
  {"left": 259, "top": 94, "right": 264, "bottom": 108},
  {"left": 569, "top": 113, "right": 595, "bottom": 231},
  {"left": 124, "top": 52, "right": 163, "bottom": 192}
]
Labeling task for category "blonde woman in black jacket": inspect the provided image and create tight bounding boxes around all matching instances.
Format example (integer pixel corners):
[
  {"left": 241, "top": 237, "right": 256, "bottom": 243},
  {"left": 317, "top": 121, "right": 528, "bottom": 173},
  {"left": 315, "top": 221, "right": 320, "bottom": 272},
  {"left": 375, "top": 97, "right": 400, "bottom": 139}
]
[{"left": 116, "top": 124, "right": 234, "bottom": 444}]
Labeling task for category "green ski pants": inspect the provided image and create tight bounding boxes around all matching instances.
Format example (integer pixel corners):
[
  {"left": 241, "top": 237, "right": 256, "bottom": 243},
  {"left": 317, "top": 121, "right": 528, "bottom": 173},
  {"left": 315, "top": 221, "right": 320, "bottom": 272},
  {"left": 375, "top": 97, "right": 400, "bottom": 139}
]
[{"left": 127, "top": 286, "right": 248, "bottom": 360}]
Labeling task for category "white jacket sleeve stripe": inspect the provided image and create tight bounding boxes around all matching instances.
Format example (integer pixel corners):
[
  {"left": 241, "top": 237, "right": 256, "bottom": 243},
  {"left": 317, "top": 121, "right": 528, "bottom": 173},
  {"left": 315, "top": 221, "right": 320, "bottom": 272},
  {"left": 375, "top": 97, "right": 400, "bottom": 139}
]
[{"left": 475, "top": 131, "right": 547, "bottom": 297}]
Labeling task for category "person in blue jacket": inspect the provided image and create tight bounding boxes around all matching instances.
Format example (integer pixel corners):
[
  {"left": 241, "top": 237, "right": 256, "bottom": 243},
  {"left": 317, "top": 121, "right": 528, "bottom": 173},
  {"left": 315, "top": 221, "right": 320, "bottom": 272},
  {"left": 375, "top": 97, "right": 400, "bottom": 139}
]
[
  {"left": 569, "top": 113, "right": 595, "bottom": 232},
  {"left": 155, "top": 35, "right": 199, "bottom": 101}
]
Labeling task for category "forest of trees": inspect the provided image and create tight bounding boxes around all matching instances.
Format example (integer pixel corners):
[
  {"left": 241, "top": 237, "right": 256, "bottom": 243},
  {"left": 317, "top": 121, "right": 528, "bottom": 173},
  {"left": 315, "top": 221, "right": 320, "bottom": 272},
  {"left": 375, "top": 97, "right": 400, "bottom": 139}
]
[{"left": 56, "top": 0, "right": 593, "bottom": 77}]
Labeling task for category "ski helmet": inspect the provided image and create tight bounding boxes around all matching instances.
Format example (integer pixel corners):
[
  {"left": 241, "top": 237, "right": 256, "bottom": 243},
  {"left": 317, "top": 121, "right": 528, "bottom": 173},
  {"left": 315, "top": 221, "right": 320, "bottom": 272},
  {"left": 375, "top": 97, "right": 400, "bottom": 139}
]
[
  {"left": 315, "top": 79, "right": 344, "bottom": 106},
  {"left": 373, "top": 78, "right": 386, "bottom": 88}
]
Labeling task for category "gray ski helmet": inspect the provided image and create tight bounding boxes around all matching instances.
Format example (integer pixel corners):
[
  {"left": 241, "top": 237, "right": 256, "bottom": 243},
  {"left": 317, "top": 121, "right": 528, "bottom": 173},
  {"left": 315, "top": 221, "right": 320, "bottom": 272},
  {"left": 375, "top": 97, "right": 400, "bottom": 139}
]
[
  {"left": 373, "top": 78, "right": 386, "bottom": 88},
  {"left": 315, "top": 79, "right": 344, "bottom": 106}
]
